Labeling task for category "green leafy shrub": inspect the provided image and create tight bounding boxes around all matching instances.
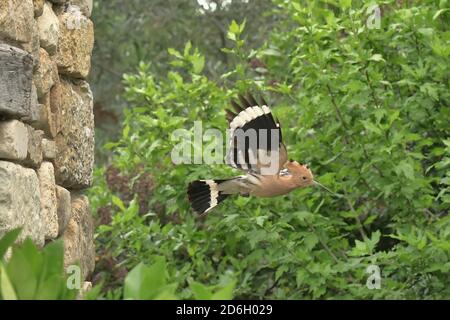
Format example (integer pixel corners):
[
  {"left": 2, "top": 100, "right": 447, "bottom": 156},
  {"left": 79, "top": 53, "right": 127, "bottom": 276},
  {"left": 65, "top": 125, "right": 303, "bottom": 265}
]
[
  {"left": 121, "top": 256, "right": 234, "bottom": 300},
  {"left": 0, "top": 230, "right": 227, "bottom": 300},
  {"left": 90, "top": 0, "right": 450, "bottom": 299},
  {"left": 0, "top": 229, "right": 78, "bottom": 300}
]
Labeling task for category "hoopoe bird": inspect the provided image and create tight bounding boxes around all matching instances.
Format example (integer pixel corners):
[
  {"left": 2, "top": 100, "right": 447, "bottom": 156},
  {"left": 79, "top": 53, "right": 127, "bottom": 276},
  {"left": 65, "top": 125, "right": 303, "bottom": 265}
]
[{"left": 187, "top": 93, "right": 320, "bottom": 214}]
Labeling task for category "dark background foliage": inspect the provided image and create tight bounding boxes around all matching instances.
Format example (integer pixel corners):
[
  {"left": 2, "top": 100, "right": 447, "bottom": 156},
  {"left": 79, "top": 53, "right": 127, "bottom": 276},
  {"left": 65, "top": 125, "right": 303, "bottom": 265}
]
[{"left": 90, "top": 0, "right": 276, "bottom": 163}]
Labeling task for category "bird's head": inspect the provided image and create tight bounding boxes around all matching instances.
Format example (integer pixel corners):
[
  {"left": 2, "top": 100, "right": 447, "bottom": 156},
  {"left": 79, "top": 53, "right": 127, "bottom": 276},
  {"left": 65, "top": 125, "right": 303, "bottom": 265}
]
[{"left": 284, "top": 160, "right": 314, "bottom": 187}]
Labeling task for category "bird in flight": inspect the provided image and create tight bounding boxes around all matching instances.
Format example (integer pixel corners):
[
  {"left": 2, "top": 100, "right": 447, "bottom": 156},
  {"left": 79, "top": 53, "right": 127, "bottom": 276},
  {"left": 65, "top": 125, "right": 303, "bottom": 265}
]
[{"left": 187, "top": 93, "right": 326, "bottom": 214}]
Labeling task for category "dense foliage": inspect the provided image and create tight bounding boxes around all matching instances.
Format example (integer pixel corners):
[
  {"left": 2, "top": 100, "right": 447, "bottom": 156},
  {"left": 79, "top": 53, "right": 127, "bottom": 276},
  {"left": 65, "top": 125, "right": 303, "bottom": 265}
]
[
  {"left": 0, "top": 230, "right": 230, "bottom": 300},
  {"left": 90, "top": 0, "right": 450, "bottom": 299}
]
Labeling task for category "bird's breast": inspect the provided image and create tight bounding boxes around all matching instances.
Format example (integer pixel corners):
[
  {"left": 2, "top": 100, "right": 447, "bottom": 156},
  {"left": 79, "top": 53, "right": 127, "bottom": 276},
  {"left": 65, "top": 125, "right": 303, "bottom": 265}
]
[{"left": 249, "top": 175, "right": 295, "bottom": 197}]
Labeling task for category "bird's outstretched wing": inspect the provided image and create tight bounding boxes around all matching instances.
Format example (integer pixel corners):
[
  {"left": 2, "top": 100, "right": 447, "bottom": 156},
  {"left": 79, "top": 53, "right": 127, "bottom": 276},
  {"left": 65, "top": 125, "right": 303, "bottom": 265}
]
[{"left": 225, "top": 93, "right": 288, "bottom": 175}]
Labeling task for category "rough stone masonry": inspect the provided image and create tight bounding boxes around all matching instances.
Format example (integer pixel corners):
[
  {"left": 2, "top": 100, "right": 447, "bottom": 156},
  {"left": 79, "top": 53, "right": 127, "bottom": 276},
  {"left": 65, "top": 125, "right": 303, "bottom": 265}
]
[{"left": 0, "top": 0, "right": 95, "bottom": 292}]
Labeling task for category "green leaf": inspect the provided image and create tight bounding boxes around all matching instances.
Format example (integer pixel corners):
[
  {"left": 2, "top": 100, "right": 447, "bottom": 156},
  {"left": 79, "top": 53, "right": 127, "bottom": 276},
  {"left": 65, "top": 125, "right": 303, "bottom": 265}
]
[
  {"left": 395, "top": 161, "right": 415, "bottom": 180},
  {"left": 190, "top": 281, "right": 212, "bottom": 300},
  {"left": 183, "top": 41, "right": 192, "bottom": 56},
  {"left": 191, "top": 55, "right": 205, "bottom": 74},
  {"left": 211, "top": 280, "right": 235, "bottom": 300},
  {"left": 0, "top": 263, "right": 17, "bottom": 300},
  {"left": 349, "top": 239, "right": 369, "bottom": 257},
  {"left": 275, "top": 265, "right": 289, "bottom": 281},
  {"left": 124, "top": 258, "right": 167, "bottom": 300},
  {"left": 167, "top": 48, "right": 182, "bottom": 58},
  {"left": 37, "top": 274, "right": 64, "bottom": 300},
  {"left": 340, "top": 0, "right": 352, "bottom": 9},
  {"left": 6, "top": 239, "right": 42, "bottom": 299},
  {"left": 123, "top": 263, "right": 148, "bottom": 300},
  {"left": 229, "top": 20, "right": 240, "bottom": 35},
  {"left": 292, "top": 2, "right": 301, "bottom": 12},
  {"left": 227, "top": 20, "right": 245, "bottom": 42},
  {"left": 227, "top": 31, "right": 236, "bottom": 41},
  {"left": 255, "top": 216, "right": 266, "bottom": 227},
  {"left": 418, "top": 28, "right": 434, "bottom": 37},
  {"left": 362, "top": 120, "right": 382, "bottom": 135},
  {"left": 0, "top": 228, "right": 21, "bottom": 260},
  {"left": 123, "top": 124, "right": 130, "bottom": 138},
  {"left": 84, "top": 283, "right": 103, "bottom": 300},
  {"left": 294, "top": 211, "right": 312, "bottom": 222},
  {"left": 112, "top": 195, "right": 126, "bottom": 211},
  {"left": 261, "top": 48, "right": 282, "bottom": 57},
  {"left": 42, "top": 240, "right": 65, "bottom": 277},
  {"left": 369, "top": 54, "right": 385, "bottom": 62},
  {"left": 153, "top": 282, "right": 178, "bottom": 300},
  {"left": 304, "top": 233, "right": 319, "bottom": 250},
  {"left": 239, "top": 20, "right": 246, "bottom": 33},
  {"left": 367, "top": 230, "right": 381, "bottom": 253},
  {"left": 433, "top": 8, "right": 449, "bottom": 20}
]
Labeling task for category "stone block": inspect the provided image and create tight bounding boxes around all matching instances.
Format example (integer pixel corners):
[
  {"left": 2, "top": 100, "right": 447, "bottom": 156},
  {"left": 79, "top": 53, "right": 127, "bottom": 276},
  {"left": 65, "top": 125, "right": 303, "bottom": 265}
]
[
  {"left": 63, "top": 194, "right": 94, "bottom": 279},
  {"left": 37, "top": 1, "right": 60, "bottom": 55},
  {"left": 0, "top": 161, "right": 44, "bottom": 247},
  {"left": 56, "top": 6, "right": 93, "bottom": 78},
  {"left": 56, "top": 185, "right": 71, "bottom": 236},
  {"left": 0, "top": 44, "right": 34, "bottom": 119},
  {"left": 0, "top": 120, "right": 28, "bottom": 161},
  {"left": 37, "top": 161, "right": 58, "bottom": 239},
  {"left": 54, "top": 79, "right": 94, "bottom": 189}
]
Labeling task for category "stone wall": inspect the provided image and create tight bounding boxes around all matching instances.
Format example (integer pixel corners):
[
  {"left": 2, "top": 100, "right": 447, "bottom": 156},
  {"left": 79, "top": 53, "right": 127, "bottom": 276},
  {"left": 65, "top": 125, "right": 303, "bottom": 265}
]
[{"left": 0, "top": 0, "right": 95, "bottom": 284}]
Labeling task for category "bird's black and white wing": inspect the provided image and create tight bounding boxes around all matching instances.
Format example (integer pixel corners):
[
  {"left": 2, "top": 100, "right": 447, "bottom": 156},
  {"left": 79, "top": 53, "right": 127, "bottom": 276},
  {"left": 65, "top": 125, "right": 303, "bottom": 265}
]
[{"left": 225, "top": 93, "right": 288, "bottom": 175}]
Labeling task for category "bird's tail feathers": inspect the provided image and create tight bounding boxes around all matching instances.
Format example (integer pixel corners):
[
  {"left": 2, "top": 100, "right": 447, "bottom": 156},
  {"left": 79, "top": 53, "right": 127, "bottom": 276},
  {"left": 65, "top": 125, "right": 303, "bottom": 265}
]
[{"left": 187, "top": 179, "right": 234, "bottom": 215}]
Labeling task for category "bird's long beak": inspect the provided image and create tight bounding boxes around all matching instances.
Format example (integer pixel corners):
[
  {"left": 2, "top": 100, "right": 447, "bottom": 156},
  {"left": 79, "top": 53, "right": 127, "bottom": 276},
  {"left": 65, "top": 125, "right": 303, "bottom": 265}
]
[{"left": 313, "top": 180, "right": 342, "bottom": 198}]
